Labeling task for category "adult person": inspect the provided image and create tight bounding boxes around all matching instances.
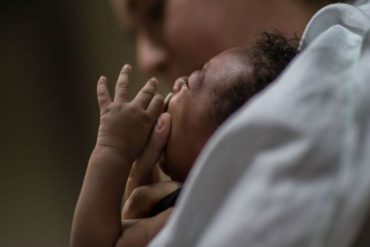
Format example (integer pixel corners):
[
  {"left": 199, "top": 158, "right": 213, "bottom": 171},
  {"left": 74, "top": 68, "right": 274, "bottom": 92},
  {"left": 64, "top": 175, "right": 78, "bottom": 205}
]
[
  {"left": 110, "top": 0, "right": 337, "bottom": 85},
  {"left": 70, "top": 33, "right": 298, "bottom": 247},
  {"left": 147, "top": 0, "right": 370, "bottom": 246},
  {"left": 71, "top": 0, "right": 370, "bottom": 246},
  {"left": 112, "top": 0, "right": 349, "bottom": 216}
]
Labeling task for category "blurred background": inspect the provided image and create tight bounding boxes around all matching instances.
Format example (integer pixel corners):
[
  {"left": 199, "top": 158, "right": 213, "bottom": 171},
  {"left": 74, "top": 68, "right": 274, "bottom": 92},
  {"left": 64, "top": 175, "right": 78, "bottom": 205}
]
[{"left": 0, "top": 1, "right": 164, "bottom": 246}]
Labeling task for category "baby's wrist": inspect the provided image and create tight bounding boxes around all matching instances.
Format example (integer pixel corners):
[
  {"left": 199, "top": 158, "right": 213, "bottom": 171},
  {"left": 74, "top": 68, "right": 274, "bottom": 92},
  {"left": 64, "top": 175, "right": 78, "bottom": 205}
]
[{"left": 93, "top": 143, "right": 135, "bottom": 166}]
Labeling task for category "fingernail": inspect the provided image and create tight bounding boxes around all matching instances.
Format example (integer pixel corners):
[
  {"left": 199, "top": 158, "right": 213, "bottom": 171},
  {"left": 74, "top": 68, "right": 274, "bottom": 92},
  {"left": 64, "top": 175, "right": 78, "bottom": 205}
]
[
  {"left": 156, "top": 115, "right": 165, "bottom": 130},
  {"left": 123, "top": 64, "right": 132, "bottom": 72},
  {"left": 173, "top": 82, "right": 179, "bottom": 91},
  {"left": 173, "top": 77, "right": 185, "bottom": 92},
  {"left": 151, "top": 77, "right": 159, "bottom": 86}
]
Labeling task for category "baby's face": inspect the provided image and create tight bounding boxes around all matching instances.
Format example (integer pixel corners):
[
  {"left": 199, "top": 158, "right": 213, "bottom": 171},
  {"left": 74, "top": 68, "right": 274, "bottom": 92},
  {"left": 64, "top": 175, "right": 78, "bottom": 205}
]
[{"left": 162, "top": 48, "right": 250, "bottom": 181}]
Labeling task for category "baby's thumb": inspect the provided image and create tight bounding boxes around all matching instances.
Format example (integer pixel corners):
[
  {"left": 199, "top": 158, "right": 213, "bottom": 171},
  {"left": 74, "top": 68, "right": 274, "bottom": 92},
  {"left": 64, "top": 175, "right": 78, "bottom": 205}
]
[{"left": 153, "top": 113, "right": 171, "bottom": 149}]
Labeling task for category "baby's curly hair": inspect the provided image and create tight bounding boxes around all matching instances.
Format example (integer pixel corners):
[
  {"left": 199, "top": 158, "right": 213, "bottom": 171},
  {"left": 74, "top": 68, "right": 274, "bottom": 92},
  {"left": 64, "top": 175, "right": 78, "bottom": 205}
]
[{"left": 211, "top": 31, "right": 299, "bottom": 124}]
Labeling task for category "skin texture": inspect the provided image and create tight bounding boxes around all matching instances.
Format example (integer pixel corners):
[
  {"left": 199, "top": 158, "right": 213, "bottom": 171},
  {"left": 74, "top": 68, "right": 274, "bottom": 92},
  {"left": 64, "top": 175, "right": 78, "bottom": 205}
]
[
  {"left": 120, "top": 48, "right": 255, "bottom": 224},
  {"left": 122, "top": 49, "right": 254, "bottom": 221},
  {"left": 70, "top": 45, "right": 287, "bottom": 246},
  {"left": 72, "top": 1, "right": 333, "bottom": 245},
  {"left": 121, "top": 30, "right": 301, "bottom": 218},
  {"left": 70, "top": 65, "right": 171, "bottom": 247},
  {"left": 70, "top": 0, "right": 339, "bottom": 245},
  {"left": 163, "top": 48, "right": 252, "bottom": 181},
  {"left": 111, "top": 0, "right": 318, "bottom": 84}
]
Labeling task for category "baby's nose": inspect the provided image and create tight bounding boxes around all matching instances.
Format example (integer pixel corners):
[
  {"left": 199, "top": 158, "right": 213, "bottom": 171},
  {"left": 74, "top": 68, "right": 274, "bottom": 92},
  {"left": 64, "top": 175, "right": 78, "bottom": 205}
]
[{"left": 173, "top": 76, "right": 188, "bottom": 92}]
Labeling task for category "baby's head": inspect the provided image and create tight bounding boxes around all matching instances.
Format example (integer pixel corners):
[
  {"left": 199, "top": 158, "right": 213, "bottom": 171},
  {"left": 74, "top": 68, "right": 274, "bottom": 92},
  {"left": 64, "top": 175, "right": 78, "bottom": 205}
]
[{"left": 162, "top": 32, "right": 298, "bottom": 181}]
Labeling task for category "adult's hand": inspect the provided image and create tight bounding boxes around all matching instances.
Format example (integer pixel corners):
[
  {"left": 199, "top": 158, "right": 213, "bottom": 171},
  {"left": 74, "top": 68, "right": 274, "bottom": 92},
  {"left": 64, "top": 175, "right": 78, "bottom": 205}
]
[
  {"left": 117, "top": 208, "right": 173, "bottom": 247},
  {"left": 122, "top": 181, "right": 181, "bottom": 219}
]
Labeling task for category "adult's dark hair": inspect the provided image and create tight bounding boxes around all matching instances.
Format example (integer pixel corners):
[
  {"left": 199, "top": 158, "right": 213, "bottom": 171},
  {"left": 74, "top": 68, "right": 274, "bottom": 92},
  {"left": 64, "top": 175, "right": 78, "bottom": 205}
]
[{"left": 211, "top": 31, "right": 299, "bottom": 124}]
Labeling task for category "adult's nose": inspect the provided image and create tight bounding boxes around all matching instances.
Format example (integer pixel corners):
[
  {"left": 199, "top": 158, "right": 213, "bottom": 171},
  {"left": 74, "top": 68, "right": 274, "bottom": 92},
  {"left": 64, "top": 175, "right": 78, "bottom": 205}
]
[{"left": 136, "top": 33, "right": 169, "bottom": 78}]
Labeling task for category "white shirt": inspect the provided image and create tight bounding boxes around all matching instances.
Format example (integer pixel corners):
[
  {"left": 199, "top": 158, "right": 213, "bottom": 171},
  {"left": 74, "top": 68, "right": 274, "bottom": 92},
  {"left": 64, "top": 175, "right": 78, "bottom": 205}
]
[{"left": 149, "top": 0, "right": 370, "bottom": 246}]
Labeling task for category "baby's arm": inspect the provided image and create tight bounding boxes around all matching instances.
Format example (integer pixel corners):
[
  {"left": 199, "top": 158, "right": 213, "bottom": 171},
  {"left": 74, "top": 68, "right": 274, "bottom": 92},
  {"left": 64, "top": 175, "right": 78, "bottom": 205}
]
[{"left": 70, "top": 64, "right": 164, "bottom": 247}]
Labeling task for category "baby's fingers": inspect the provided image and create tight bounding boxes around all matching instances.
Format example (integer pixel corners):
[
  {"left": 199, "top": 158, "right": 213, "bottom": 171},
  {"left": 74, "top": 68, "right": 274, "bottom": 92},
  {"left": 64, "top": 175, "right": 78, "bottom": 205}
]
[
  {"left": 97, "top": 76, "right": 112, "bottom": 112},
  {"left": 147, "top": 94, "right": 164, "bottom": 119},
  {"left": 125, "top": 113, "right": 171, "bottom": 198},
  {"left": 114, "top": 64, "right": 132, "bottom": 102},
  {"left": 133, "top": 78, "right": 158, "bottom": 109}
]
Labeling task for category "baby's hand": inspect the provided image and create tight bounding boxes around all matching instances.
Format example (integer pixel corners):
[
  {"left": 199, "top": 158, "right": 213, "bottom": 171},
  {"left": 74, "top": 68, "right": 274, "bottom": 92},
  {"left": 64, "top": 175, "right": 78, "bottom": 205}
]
[{"left": 95, "top": 64, "right": 164, "bottom": 164}]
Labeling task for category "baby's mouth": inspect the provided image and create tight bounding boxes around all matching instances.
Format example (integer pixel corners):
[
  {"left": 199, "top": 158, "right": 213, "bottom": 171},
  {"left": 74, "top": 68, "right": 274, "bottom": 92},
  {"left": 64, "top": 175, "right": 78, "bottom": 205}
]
[{"left": 163, "top": 92, "right": 173, "bottom": 113}]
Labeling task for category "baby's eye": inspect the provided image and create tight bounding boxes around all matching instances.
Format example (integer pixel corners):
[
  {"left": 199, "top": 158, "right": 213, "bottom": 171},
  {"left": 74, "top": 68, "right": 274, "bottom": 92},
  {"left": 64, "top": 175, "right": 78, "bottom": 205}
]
[{"left": 188, "top": 70, "right": 204, "bottom": 90}]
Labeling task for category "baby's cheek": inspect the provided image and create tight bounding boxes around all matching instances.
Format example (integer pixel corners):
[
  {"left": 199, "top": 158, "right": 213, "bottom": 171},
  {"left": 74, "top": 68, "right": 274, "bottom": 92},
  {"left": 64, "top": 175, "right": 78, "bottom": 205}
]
[
  {"left": 162, "top": 133, "right": 189, "bottom": 181},
  {"left": 162, "top": 130, "right": 179, "bottom": 173}
]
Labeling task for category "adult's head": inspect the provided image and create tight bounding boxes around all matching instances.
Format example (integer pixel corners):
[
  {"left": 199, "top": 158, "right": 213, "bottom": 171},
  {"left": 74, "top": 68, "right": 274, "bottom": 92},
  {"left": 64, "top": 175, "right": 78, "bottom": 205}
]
[
  {"left": 110, "top": 0, "right": 338, "bottom": 84},
  {"left": 161, "top": 32, "right": 298, "bottom": 181}
]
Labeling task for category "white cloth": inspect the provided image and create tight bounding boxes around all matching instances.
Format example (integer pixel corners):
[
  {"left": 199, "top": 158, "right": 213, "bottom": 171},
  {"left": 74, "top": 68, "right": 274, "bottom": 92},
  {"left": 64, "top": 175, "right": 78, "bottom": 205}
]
[{"left": 149, "top": 0, "right": 370, "bottom": 246}]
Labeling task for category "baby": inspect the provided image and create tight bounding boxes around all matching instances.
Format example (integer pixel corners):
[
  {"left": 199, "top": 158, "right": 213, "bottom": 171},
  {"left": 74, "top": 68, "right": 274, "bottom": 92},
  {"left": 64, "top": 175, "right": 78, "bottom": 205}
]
[
  {"left": 71, "top": 32, "right": 298, "bottom": 247},
  {"left": 126, "top": 32, "right": 299, "bottom": 217},
  {"left": 163, "top": 35, "right": 298, "bottom": 182}
]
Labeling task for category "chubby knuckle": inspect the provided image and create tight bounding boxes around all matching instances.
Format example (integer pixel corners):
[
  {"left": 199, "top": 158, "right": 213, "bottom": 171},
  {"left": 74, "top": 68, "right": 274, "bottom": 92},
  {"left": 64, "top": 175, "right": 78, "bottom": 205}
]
[
  {"left": 100, "top": 109, "right": 109, "bottom": 117},
  {"left": 125, "top": 103, "right": 134, "bottom": 112},
  {"left": 126, "top": 104, "right": 142, "bottom": 116},
  {"left": 117, "top": 76, "right": 129, "bottom": 86},
  {"left": 141, "top": 88, "right": 155, "bottom": 98},
  {"left": 153, "top": 95, "right": 164, "bottom": 108},
  {"left": 97, "top": 91, "right": 108, "bottom": 98},
  {"left": 130, "top": 186, "right": 150, "bottom": 202},
  {"left": 118, "top": 84, "right": 129, "bottom": 90},
  {"left": 105, "top": 103, "right": 119, "bottom": 114},
  {"left": 100, "top": 106, "right": 112, "bottom": 116},
  {"left": 110, "top": 102, "right": 120, "bottom": 109}
]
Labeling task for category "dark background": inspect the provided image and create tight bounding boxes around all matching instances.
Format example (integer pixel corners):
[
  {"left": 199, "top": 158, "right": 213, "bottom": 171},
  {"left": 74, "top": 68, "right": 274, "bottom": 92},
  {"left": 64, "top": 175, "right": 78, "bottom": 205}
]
[{"left": 0, "top": 1, "right": 161, "bottom": 246}]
